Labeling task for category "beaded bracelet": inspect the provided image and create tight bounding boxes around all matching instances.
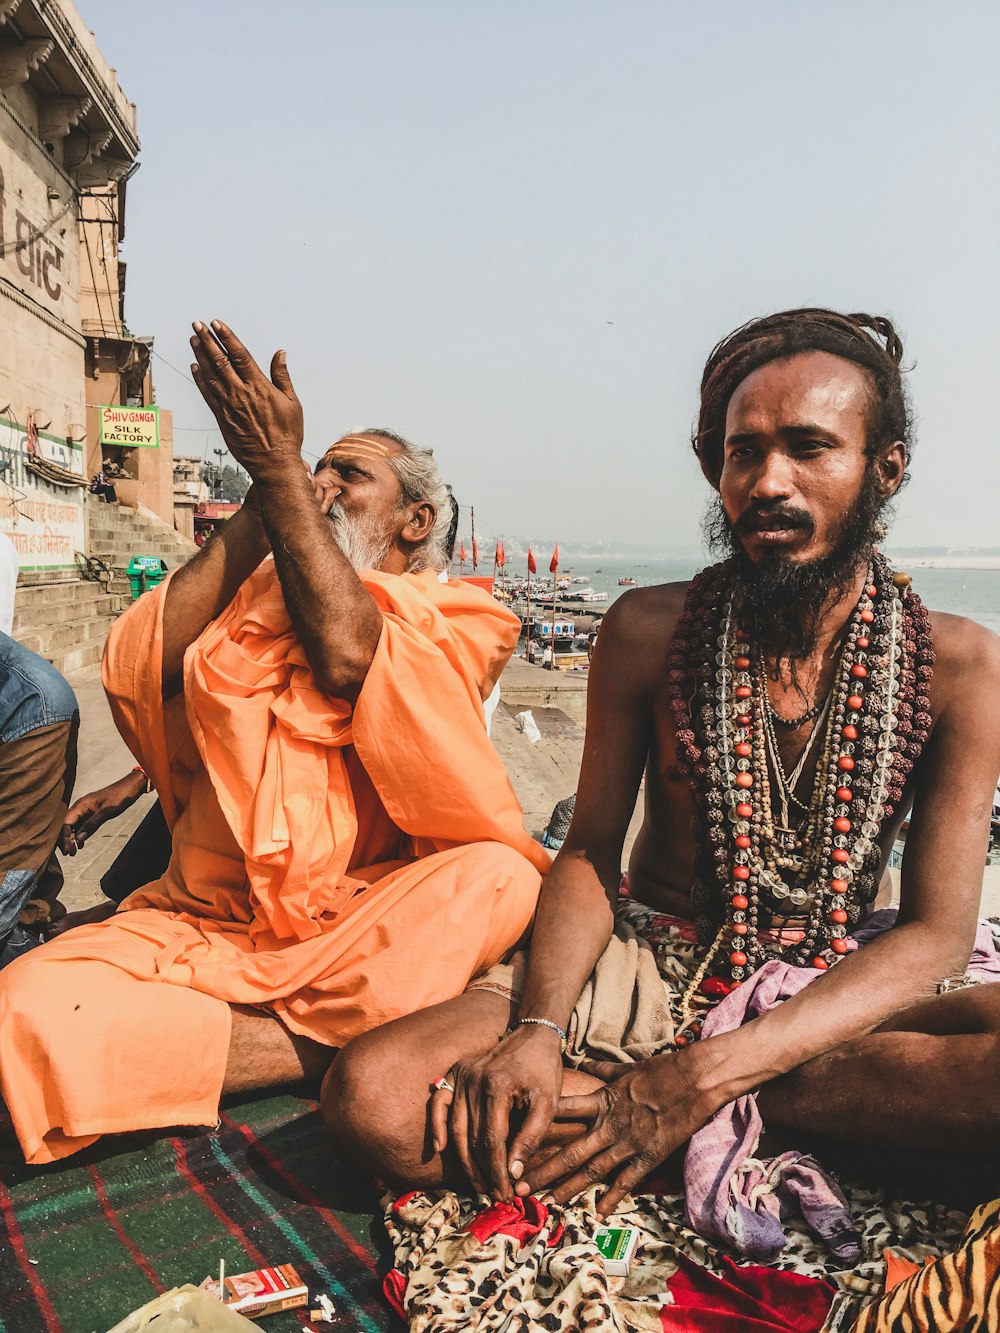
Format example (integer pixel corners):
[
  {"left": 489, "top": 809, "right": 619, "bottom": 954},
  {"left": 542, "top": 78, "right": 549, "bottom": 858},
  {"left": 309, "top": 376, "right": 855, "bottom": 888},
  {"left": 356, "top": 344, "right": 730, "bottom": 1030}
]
[{"left": 512, "top": 1016, "right": 567, "bottom": 1053}]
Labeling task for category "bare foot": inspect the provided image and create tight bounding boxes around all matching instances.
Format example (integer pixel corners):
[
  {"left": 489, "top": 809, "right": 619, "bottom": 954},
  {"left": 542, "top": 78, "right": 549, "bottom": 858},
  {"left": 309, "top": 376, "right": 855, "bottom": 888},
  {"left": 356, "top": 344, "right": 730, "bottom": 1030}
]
[{"left": 47, "top": 900, "right": 118, "bottom": 937}]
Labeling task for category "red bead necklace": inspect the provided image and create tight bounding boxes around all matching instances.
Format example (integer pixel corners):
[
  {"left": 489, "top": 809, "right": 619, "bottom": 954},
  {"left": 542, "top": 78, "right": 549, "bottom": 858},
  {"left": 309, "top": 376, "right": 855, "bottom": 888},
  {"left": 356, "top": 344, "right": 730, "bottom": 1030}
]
[{"left": 667, "top": 552, "right": 935, "bottom": 993}]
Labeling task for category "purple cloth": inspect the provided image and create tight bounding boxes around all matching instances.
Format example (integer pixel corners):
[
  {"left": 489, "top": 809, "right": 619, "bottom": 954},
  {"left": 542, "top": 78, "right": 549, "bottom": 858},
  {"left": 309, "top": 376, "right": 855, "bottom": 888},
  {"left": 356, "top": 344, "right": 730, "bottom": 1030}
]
[
  {"left": 855, "top": 909, "right": 1000, "bottom": 982},
  {"left": 683, "top": 912, "right": 1000, "bottom": 1263}
]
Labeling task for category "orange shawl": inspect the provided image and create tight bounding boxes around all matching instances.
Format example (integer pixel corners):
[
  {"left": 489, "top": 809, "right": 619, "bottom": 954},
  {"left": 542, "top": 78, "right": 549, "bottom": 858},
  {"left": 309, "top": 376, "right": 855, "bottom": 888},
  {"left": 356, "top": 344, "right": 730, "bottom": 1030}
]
[{"left": 99, "top": 561, "right": 548, "bottom": 1004}]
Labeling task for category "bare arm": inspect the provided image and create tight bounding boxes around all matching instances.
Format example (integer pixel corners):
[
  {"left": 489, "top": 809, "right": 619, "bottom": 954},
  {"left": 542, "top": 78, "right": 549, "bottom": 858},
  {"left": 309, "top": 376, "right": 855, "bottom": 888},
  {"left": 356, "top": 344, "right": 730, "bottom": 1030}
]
[
  {"left": 161, "top": 498, "right": 269, "bottom": 697},
  {"left": 515, "top": 596, "right": 662, "bottom": 1028},
  {"left": 254, "top": 471, "right": 382, "bottom": 700},
  {"left": 690, "top": 614, "right": 1000, "bottom": 1105},
  {"left": 189, "top": 320, "right": 382, "bottom": 700},
  {"left": 530, "top": 615, "right": 1000, "bottom": 1212},
  {"left": 430, "top": 588, "right": 677, "bottom": 1196}
]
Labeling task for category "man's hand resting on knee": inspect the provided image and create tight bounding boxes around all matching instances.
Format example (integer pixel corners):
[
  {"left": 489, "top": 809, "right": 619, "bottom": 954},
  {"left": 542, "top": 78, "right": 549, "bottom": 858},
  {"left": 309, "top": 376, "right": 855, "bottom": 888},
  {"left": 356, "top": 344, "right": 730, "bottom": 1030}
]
[
  {"left": 430, "top": 1025, "right": 567, "bottom": 1200},
  {"left": 522, "top": 1053, "right": 712, "bottom": 1217}
]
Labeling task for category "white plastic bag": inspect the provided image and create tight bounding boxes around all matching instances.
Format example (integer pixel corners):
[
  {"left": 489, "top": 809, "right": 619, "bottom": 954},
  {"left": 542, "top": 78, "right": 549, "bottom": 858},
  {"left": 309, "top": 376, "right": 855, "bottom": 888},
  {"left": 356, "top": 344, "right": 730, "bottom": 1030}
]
[
  {"left": 514, "top": 709, "right": 542, "bottom": 744},
  {"left": 107, "top": 1285, "right": 259, "bottom": 1333}
]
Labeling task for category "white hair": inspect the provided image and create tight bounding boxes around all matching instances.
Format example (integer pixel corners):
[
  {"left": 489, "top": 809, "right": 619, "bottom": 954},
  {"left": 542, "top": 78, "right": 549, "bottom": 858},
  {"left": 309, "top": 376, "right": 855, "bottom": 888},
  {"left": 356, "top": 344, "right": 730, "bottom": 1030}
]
[{"left": 360, "top": 428, "right": 451, "bottom": 573}]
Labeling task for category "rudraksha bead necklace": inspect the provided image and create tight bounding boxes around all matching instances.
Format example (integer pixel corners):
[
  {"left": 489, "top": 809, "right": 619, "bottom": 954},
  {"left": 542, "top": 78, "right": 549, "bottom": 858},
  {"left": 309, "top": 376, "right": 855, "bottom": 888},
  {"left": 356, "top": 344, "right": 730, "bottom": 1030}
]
[{"left": 667, "top": 550, "right": 934, "bottom": 990}]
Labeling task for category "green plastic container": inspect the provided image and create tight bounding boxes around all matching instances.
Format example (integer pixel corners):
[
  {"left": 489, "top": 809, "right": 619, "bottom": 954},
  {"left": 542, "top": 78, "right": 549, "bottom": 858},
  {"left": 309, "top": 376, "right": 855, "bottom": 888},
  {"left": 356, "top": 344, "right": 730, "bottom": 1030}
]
[{"left": 126, "top": 555, "right": 168, "bottom": 600}]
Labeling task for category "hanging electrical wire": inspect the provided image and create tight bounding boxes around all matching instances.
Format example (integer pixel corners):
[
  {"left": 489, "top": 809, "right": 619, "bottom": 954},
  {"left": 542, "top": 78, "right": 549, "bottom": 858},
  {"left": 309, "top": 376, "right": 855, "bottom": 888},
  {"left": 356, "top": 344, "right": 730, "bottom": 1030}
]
[
  {"left": 0, "top": 197, "right": 75, "bottom": 258},
  {"left": 80, "top": 214, "right": 113, "bottom": 336}
]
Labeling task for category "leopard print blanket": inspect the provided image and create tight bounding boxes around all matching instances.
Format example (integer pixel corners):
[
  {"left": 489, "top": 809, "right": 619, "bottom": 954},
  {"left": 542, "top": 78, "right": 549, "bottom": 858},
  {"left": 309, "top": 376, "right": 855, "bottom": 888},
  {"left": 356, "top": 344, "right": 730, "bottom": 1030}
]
[{"left": 383, "top": 907, "right": 1000, "bottom": 1331}]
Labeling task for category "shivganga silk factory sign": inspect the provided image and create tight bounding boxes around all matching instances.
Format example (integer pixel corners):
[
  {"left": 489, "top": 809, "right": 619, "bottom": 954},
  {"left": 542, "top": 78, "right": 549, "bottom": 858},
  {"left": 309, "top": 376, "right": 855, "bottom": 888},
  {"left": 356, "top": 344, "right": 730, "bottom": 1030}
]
[{"left": 99, "top": 405, "right": 160, "bottom": 448}]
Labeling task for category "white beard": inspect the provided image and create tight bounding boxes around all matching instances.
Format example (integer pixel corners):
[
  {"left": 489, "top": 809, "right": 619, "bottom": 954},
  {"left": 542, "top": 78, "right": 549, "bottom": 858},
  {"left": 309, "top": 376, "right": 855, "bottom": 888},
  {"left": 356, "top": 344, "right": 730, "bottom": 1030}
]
[{"left": 326, "top": 505, "right": 395, "bottom": 573}]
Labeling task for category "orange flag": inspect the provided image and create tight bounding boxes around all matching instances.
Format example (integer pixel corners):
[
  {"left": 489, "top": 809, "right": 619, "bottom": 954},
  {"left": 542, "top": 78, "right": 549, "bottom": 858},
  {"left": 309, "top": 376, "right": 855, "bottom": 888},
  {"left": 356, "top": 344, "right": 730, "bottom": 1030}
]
[
  {"left": 527, "top": 549, "right": 537, "bottom": 574},
  {"left": 549, "top": 544, "right": 559, "bottom": 574},
  {"left": 459, "top": 540, "right": 467, "bottom": 563},
  {"left": 472, "top": 537, "right": 479, "bottom": 570}
]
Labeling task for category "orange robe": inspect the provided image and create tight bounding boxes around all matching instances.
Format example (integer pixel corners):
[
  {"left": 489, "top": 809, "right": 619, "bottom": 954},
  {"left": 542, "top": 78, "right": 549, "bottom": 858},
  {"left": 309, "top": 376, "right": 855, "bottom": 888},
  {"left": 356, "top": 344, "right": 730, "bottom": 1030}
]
[{"left": 0, "top": 564, "right": 547, "bottom": 1164}]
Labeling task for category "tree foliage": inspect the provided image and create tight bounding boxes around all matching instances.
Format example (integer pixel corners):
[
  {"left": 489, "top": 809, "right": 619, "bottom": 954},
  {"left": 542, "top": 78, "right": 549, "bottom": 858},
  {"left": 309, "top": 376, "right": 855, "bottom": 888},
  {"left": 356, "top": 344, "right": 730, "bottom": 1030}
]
[{"left": 203, "top": 463, "right": 250, "bottom": 502}]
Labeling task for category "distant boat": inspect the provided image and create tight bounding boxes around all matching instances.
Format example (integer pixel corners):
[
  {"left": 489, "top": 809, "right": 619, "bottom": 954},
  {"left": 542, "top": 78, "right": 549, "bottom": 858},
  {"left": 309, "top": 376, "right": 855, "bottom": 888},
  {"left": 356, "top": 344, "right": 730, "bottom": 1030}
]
[
  {"left": 618, "top": 577, "right": 638, "bottom": 586},
  {"left": 572, "top": 576, "right": 590, "bottom": 584},
  {"left": 564, "top": 588, "right": 608, "bottom": 603},
  {"left": 524, "top": 618, "right": 577, "bottom": 646}
]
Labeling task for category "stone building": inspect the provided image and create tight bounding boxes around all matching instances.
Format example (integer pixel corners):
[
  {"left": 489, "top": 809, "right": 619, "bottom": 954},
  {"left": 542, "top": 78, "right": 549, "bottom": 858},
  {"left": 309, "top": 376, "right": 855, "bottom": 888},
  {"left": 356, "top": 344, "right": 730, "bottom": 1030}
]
[
  {"left": 0, "top": 0, "right": 174, "bottom": 583},
  {"left": 172, "top": 453, "right": 207, "bottom": 541}
]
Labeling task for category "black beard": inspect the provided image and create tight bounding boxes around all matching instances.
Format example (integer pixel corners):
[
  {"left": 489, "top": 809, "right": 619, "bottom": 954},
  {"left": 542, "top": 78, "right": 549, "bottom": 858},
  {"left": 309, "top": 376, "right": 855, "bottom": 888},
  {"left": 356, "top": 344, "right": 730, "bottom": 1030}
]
[{"left": 703, "top": 468, "right": 888, "bottom": 664}]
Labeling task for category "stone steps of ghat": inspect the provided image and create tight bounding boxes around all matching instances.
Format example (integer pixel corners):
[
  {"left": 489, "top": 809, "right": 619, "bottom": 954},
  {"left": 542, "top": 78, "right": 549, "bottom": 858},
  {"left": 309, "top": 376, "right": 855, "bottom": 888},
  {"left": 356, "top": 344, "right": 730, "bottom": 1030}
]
[
  {"left": 12, "top": 584, "right": 129, "bottom": 633},
  {"left": 11, "top": 499, "right": 198, "bottom": 678}
]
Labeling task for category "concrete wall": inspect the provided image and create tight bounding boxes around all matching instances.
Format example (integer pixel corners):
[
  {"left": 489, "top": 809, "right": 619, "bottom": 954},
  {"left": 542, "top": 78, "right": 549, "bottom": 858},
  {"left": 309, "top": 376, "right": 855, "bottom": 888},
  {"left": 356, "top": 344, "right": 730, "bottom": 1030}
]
[
  {"left": 0, "top": 0, "right": 149, "bottom": 576},
  {"left": 0, "top": 1, "right": 178, "bottom": 559},
  {"left": 0, "top": 101, "right": 85, "bottom": 443},
  {"left": 0, "top": 98, "right": 87, "bottom": 575}
]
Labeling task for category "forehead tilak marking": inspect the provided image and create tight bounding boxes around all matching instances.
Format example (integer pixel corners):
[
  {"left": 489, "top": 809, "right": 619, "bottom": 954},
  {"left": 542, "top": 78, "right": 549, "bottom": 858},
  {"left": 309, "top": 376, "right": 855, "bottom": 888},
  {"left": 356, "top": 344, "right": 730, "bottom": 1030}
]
[
  {"left": 335, "top": 435, "right": 394, "bottom": 454},
  {"left": 318, "top": 436, "right": 395, "bottom": 467}
]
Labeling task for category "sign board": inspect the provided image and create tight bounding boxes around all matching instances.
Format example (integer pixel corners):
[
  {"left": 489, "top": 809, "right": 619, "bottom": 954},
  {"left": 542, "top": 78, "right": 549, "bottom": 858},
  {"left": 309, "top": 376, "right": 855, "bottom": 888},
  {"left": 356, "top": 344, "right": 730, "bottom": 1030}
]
[
  {"left": 99, "top": 405, "right": 160, "bottom": 449},
  {"left": 0, "top": 418, "right": 85, "bottom": 574}
]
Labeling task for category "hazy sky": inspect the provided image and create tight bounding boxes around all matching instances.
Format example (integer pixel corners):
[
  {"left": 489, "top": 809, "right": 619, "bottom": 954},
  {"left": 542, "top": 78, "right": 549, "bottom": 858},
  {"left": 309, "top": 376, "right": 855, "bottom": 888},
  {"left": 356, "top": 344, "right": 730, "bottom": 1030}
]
[{"left": 83, "top": 1, "right": 1000, "bottom": 553}]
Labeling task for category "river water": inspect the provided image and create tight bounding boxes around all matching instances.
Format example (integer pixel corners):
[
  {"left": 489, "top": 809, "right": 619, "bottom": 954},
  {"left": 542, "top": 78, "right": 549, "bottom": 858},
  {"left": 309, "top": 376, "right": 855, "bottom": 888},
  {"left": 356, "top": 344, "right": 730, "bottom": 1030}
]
[{"left": 549, "top": 557, "right": 1000, "bottom": 636}]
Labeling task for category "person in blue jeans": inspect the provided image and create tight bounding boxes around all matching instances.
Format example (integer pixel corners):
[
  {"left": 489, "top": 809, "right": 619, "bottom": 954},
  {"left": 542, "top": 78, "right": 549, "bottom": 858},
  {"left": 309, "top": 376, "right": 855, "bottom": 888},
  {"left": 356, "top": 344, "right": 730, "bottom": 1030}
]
[{"left": 0, "top": 633, "right": 79, "bottom": 967}]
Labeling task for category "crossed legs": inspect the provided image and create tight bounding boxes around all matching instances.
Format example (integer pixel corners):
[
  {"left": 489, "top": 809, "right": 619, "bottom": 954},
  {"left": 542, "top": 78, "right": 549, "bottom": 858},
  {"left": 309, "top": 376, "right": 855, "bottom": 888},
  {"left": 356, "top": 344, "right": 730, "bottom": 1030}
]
[
  {"left": 322, "top": 989, "right": 601, "bottom": 1191},
  {"left": 324, "top": 982, "right": 1000, "bottom": 1196},
  {"left": 224, "top": 1005, "right": 333, "bottom": 1093},
  {"left": 759, "top": 982, "right": 1000, "bottom": 1150}
]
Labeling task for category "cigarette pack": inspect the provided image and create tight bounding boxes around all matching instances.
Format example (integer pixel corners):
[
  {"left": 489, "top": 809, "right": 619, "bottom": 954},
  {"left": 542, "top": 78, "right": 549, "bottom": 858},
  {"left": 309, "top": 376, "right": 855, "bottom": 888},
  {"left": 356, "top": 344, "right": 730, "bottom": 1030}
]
[
  {"left": 216, "top": 1264, "right": 308, "bottom": 1319},
  {"left": 594, "top": 1225, "right": 639, "bottom": 1276}
]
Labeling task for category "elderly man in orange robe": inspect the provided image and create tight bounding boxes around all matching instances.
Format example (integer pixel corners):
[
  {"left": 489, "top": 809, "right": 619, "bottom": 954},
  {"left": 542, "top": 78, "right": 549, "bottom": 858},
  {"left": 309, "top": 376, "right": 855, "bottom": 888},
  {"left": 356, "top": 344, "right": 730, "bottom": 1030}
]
[{"left": 0, "top": 322, "right": 546, "bottom": 1165}]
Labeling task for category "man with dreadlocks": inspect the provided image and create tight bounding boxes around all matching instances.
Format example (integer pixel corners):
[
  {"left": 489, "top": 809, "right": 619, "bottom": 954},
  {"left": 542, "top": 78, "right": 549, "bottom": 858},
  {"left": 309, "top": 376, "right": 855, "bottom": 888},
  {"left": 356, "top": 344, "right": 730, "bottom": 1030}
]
[{"left": 327, "top": 309, "right": 1000, "bottom": 1293}]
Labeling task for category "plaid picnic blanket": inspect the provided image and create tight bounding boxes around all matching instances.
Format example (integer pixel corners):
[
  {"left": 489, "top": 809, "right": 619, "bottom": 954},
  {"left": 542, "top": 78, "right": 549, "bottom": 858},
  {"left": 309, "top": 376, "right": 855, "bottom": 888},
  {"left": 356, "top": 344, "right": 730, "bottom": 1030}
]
[{"left": 0, "top": 1092, "right": 392, "bottom": 1332}]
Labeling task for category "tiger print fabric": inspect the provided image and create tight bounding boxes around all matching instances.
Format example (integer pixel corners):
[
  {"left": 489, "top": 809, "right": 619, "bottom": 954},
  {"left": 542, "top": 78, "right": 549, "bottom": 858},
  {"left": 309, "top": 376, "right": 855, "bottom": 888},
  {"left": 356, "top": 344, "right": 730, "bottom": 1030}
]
[
  {"left": 850, "top": 1197, "right": 1000, "bottom": 1332},
  {"left": 384, "top": 913, "right": 1000, "bottom": 1330}
]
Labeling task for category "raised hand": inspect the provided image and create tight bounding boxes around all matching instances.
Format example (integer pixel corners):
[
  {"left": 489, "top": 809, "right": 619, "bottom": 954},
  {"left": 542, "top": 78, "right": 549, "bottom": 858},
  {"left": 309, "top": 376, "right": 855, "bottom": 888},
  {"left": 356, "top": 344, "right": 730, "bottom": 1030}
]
[
  {"left": 189, "top": 321, "right": 304, "bottom": 483},
  {"left": 521, "top": 1052, "right": 711, "bottom": 1217},
  {"left": 59, "top": 771, "right": 148, "bottom": 855},
  {"left": 429, "top": 1024, "right": 566, "bottom": 1199}
]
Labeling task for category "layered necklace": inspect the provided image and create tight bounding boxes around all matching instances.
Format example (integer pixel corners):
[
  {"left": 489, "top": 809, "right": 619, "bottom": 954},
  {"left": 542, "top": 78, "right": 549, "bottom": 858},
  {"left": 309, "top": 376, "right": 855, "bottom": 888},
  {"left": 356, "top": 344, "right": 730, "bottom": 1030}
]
[{"left": 668, "top": 550, "right": 934, "bottom": 989}]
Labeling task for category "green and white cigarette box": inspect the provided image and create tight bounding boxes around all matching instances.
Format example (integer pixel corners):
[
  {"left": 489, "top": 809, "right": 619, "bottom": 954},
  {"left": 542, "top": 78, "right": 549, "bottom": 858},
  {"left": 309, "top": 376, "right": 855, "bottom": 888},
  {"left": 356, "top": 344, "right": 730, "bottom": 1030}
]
[{"left": 594, "top": 1225, "right": 639, "bottom": 1276}]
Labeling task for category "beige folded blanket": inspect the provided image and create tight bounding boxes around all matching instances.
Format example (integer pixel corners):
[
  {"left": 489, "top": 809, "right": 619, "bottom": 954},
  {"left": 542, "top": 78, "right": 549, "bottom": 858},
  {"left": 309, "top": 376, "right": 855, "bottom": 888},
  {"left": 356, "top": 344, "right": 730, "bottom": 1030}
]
[{"left": 467, "top": 916, "right": 675, "bottom": 1063}]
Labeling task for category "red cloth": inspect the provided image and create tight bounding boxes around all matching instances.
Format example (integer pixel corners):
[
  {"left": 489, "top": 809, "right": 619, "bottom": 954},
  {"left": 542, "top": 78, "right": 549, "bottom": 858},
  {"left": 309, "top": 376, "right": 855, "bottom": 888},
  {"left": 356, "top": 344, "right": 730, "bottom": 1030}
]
[
  {"left": 699, "top": 977, "right": 737, "bottom": 999},
  {"left": 662, "top": 1255, "right": 833, "bottom": 1332},
  {"left": 527, "top": 549, "right": 537, "bottom": 574},
  {"left": 466, "top": 1195, "right": 552, "bottom": 1246},
  {"left": 549, "top": 545, "right": 559, "bottom": 573},
  {"left": 382, "top": 1268, "right": 407, "bottom": 1318}
]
